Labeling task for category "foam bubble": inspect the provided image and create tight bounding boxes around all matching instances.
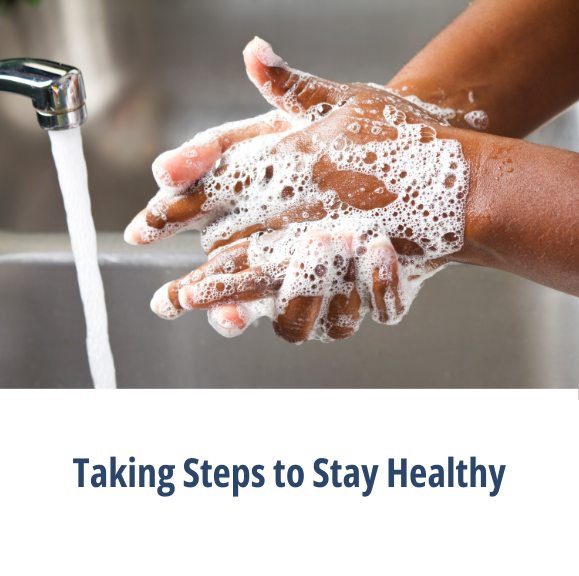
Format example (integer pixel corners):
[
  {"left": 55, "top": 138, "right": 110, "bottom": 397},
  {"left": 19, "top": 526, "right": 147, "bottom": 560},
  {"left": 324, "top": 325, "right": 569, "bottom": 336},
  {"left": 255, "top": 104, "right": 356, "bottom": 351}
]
[
  {"left": 403, "top": 95, "right": 456, "bottom": 123},
  {"left": 387, "top": 86, "right": 489, "bottom": 132},
  {"left": 464, "top": 110, "right": 489, "bottom": 130}
]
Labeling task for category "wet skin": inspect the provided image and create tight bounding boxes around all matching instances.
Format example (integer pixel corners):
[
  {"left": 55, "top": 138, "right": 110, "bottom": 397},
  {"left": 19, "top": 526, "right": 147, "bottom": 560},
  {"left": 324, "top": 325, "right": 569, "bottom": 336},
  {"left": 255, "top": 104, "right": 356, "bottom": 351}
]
[
  {"left": 126, "top": 2, "right": 579, "bottom": 342},
  {"left": 387, "top": 0, "right": 579, "bottom": 139}
]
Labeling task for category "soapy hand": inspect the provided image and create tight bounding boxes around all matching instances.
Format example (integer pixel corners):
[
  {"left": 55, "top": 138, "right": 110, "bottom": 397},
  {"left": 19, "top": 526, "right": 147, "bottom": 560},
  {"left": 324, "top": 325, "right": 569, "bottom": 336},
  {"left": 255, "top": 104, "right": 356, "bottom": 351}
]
[{"left": 125, "top": 38, "right": 470, "bottom": 343}]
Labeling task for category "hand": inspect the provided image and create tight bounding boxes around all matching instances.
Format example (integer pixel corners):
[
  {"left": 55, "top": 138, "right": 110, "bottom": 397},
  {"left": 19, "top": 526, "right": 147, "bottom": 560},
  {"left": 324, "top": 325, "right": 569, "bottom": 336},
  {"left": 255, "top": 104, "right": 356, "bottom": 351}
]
[
  {"left": 156, "top": 228, "right": 407, "bottom": 343},
  {"left": 125, "top": 38, "right": 471, "bottom": 342}
]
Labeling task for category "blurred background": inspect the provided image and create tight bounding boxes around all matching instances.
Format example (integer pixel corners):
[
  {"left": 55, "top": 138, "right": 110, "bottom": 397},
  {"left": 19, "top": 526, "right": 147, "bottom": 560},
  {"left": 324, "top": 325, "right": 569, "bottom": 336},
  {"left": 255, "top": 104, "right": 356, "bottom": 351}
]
[
  {"left": 0, "top": 0, "right": 480, "bottom": 232},
  {"left": 0, "top": 0, "right": 578, "bottom": 387}
]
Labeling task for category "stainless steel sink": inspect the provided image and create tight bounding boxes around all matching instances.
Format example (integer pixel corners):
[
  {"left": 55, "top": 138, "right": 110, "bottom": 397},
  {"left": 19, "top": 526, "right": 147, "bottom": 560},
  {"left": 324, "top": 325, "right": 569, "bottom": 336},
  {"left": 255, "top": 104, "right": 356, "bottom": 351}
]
[
  {"left": 1, "top": 230, "right": 577, "bottom": 388},
  {"left": 1, "top": 0, "right": 578, "bottom": 388}
]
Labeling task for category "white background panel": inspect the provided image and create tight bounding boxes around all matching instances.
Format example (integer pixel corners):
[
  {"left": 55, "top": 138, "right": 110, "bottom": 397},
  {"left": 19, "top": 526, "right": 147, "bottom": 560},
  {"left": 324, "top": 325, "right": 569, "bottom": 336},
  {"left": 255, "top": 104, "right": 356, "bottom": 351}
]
[{"left": 0, "top": 390, "right": 577, "bottom": 575}]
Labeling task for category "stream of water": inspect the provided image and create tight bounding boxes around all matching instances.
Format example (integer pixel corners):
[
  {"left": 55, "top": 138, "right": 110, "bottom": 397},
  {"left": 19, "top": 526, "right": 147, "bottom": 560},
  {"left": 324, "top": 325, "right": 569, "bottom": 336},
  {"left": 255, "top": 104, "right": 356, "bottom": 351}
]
[{"left": 49, "top": 128, "right": 117, "bottom": 389}]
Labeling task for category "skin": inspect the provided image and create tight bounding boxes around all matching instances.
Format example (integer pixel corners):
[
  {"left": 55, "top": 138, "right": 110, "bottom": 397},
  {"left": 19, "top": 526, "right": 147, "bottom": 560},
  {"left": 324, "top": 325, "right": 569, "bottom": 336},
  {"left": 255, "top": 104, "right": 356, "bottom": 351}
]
[
  {"left": 126, "top": 0, "right": 579, "bottom": 343},
  {"left": 387, "top": 0, "right": 579, "bottom": 138}
]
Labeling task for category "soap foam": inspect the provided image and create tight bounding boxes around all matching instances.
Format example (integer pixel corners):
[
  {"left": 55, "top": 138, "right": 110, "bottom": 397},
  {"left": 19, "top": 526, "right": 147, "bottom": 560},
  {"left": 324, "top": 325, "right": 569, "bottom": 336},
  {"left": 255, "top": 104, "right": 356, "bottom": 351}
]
[
  {"left": 464, "top": 110, "right": 489, "bottom": 130},
  {"left": 390, "top": 88, "right": 489, "bottom": 132},
  {"left": 403, "top": 94, "right": 456, "bottom": 123},
  {"left": 147, "top": 87, "right": 471, "bottom": 341}
]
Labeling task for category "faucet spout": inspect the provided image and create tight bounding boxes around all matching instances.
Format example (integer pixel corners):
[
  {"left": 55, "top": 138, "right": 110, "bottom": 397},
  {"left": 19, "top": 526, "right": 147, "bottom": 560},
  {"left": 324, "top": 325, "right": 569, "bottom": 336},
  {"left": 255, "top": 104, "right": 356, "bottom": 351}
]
[{"left": 0, "top": 58, "right": 87, "bottom": 130}]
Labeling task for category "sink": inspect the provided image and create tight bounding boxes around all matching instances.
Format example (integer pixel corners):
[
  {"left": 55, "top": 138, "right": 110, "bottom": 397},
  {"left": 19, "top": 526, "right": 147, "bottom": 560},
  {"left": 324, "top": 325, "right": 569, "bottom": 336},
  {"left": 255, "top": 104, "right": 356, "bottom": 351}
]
[
  {"left": 0, "top": 0, "right": 578, "bottom": 388},
  {"left": 0, "top": 230, "right": 577, "bottom": 388}
]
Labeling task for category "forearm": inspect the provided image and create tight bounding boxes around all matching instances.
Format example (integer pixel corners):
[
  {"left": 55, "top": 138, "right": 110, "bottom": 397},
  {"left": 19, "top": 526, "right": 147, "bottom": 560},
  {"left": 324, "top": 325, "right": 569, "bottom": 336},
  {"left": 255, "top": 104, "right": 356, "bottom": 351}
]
[
  {"left": 386, "top": 0, "right": 579, "bottom": 138},
  {"left": 447, "top": 127, "right": 579, "bottom": 296}
]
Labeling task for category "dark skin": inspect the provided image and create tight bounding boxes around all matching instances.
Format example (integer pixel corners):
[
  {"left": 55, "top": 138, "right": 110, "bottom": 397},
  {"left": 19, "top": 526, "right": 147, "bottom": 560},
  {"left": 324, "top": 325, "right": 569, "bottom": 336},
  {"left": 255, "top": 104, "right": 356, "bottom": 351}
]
[
  {"left": 387, "top": 0, "right": 579, "bottom": 138},
  {"left": 126, "top": 0, "right": 579, "bottom": 343}
]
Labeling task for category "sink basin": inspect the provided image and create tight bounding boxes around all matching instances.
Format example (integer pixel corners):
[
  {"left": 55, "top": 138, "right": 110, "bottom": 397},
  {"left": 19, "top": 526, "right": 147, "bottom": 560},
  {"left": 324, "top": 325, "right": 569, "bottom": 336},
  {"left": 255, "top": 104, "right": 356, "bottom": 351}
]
[
  {"left": 0, "top": 0, "right": 577, "bottom": 388},
  {"left": 0, "top": 231, "right": 577, "bottom": 388}
]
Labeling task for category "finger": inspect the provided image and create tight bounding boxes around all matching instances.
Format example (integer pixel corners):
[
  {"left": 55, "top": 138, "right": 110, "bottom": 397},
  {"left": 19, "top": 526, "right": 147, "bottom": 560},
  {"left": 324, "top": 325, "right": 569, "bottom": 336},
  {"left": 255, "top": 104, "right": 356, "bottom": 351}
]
[
  {"left": 272, "top": 230, "right": 331, "bottom": 344},
  {"left": 321, "top": 231, "right": 362, "bottom": 340},
  {"left": 367, "top": 236, "right": 405, "bottom": 324},
  {"left": 204, "top": 199, "right": 327, "bottom": 253},
  {"left": 207, "top": 303, "right": 251, "bottom": 336},
  {"left": 127, "top": 161, "right": 253, "bottom": 246},
  {"left": 207, "top": 297, "right": 276, "bottom": 339},
  {"left": 124, "top": 111, "right": 292, "bottom": 246},
  {"left": 272, "top": 296, "right": 322, "bottom": 344},
  {"left": 152, "top": 110, "right": 292, "bottom": 192},
  {"left": 208, "top": 295, "right": 279, "bottom": 339},
  {"left": 243, "top": 37, "right": 351, "bottom": 116},
  {"left": 324, "top": 289, "right": 362, "bottom": 340},
  {"left": 124, "top": 182, "right": 209, "bottom": 245},
  {"left": 178, "top": 262, "right": 288, "bottom": 309},
  {"left": 150, "top": 241, "right": 251, "bottom": 320}
]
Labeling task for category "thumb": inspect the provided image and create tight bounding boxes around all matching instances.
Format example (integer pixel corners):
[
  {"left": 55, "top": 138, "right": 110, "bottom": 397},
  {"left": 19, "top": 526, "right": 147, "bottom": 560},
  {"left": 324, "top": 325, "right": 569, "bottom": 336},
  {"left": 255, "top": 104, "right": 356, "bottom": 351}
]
[{"left": 243, "top": 37, "right": 348, "bottom": 116}]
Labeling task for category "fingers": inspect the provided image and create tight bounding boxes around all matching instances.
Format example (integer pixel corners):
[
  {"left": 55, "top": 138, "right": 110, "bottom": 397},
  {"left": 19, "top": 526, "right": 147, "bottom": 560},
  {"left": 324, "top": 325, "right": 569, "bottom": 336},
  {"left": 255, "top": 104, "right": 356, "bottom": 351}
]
[
  {"left": 178, "top": 262, "right": 288, "bottom": 309},
  {"left": 162, "top": 230, "right": 335, "bottom": 344},
  {"left": 177, "top": 229, "right": 364, "bottom": 344},
  {"left": 125, "top": 111, "right": 292, "bottom": 245},
  {"left": 323, "top": 289, "right": 361, "bottom": 340},
  {"left": 124, "top": 182, "right": 209, "bottom": 245},
  {"left": 272, "top": 296, "right": 323, "bottom": 344},
  {"left": 150, "top": 241, "right": 251, "bottom": 320},
  {"left": 243, "top": 37, "right": 350, "bottom": 116},
  {"left": 322, "top": 233, "right": 362, "bottom": 340},
  {"left": 152, "top": 111, "right": 292, "bottom": 193},
  {"left": 149, "top": 228, "right": 407, "bottom": 342},
  {"left": 178, "top": 228, "right": 365, "bottom": 344},
  {"left": 367, "top": 236, "right": 405, "bottom": 325},
  {"left": 272, "top": 230, "right": 331, "bottom": 344},
  {"left": 271, "top": 229, "right": 363, "bottom": 343},
  {"left": 204, "top": 199, "right": 328, "bottom": 253},
  {"left": 149, "top": 236, "right": 275, "bottom": 340}
]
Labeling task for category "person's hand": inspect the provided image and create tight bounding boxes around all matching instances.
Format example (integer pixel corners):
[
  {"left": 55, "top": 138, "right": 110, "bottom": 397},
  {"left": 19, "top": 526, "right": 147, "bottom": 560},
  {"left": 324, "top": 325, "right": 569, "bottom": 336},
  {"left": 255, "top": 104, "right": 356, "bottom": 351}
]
[
  {"left": 125, "top": 38, "right": 471, "bottom": 343},
  {"left": 155, "top": 227, "right": 410, "bottom": 343}
]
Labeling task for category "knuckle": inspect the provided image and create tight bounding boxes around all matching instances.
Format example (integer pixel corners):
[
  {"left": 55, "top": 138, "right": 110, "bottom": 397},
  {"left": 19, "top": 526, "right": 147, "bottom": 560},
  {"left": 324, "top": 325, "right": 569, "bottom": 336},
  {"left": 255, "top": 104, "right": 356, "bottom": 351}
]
[{"left": 272, "top": 320, "right": 306, "bottom": 344}]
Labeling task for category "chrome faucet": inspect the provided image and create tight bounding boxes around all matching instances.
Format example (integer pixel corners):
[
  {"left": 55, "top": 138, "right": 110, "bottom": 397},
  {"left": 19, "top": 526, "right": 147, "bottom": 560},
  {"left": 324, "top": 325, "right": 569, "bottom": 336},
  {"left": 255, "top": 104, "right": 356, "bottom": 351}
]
[{"left": 0, "top": 58, "right": 87, "bottom": 130}]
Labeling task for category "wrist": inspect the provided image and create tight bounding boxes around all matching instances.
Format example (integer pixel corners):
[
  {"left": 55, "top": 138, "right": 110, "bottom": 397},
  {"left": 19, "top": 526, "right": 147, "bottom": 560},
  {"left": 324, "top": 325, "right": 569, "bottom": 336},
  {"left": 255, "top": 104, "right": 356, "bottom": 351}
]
[{"left": 433, "top": 125, "right": 497, "bottom": 268}]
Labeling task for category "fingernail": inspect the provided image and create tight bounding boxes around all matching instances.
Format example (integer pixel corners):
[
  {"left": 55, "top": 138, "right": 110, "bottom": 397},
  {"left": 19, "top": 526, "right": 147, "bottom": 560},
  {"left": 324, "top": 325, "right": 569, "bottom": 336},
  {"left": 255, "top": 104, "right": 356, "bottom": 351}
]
[
  {"left": 152, "top": 150, "right": 198, "bottom": 193},
  {"left": 370, "top": 237, "right": 391, "bottom": 250},
  {"left": 337, "top": 229, "right": 354, "bottom": 251},
  {"left": 299, "top": 229, "right": 330, "bottom": 248},
  {"left": 150, "top": 283, "right": 168, "bottom": 315},
  {"left": 150, "top": 283, "right": 185, "bottom": 320},
  {"left": 152, "top": 158, "right": 174, "bottom": 189},
  {"left": 250, "top": 37, "right": 283, "bottom": 67},
  {"left": 178, "top": 284, "right": 196, "bottom": 308},
  {"left": 214, "top": 304, "right": 247, "bottom": 330},
  {"left": 123, "top": 222, "right": 141, "bottom": 245}
]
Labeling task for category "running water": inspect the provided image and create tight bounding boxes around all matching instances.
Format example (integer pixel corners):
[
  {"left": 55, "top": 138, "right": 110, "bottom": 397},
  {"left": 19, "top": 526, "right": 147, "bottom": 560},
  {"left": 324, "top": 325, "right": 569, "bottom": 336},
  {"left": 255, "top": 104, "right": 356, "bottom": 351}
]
[{"left": 49, "top": 128, "right": 116, "bottom": 389}]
